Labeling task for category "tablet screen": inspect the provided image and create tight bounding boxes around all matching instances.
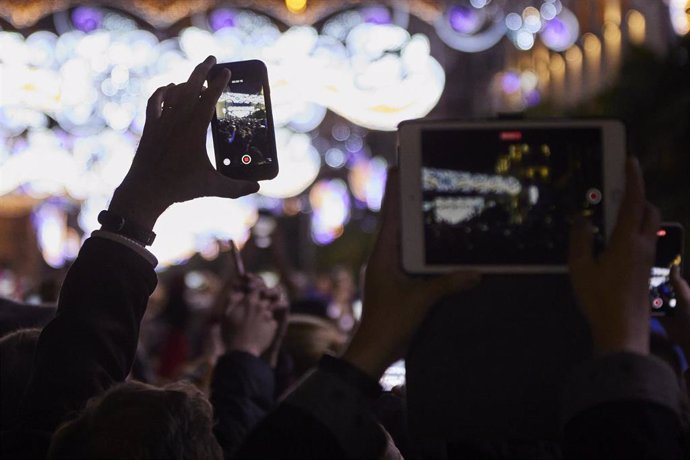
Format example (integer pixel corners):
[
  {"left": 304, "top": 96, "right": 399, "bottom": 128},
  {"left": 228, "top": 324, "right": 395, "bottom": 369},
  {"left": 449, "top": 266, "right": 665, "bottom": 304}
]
[{"left": 421, "top": 127, "right": 603, "bottom": 265}]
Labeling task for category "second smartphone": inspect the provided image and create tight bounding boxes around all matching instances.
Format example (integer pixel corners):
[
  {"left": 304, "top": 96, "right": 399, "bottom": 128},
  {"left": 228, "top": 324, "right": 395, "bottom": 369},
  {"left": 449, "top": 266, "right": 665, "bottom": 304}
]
[
  {"left": 210, "top": 60, "right": 278, "bottom": 181},
  {"left": 650, "top": 222, "right": 684, "bottom": 316}
]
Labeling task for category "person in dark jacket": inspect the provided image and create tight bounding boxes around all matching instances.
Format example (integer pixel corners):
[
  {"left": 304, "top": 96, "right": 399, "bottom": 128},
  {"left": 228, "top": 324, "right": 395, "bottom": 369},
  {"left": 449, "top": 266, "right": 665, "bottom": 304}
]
[{"left": 0, "top": 55, "right": 260, "bottom": 459}]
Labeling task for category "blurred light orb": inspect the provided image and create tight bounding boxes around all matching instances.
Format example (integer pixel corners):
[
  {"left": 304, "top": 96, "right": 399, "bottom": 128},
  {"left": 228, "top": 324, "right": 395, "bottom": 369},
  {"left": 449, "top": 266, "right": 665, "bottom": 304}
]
[
  {"left": 448, "top": 6, "right": 483, "bottom": 35},
  {"left": 71, "top": 6, "right": 103, "bottom": 33},
  {"left": 505, "top": 13, "right": 522, "bottom": 31},
  {"left": 501, "top": 71, "right": 521, "bottom": 94},
  {"left": 286, "top": 0, "right": 308, "bottom": 14},
  {"left": 540, "top": 3, "right": 558, "bottom": 21},
  {"left": 348, "top": 156, "right": 388, "bottom": 211},
  {"left": 540, "top": 8, "right": 579, "bottom": 52},
  {"left": 361, "top": 7, "right": 392, "bottom": 25},
  {"left": 210, "top": 8, "right": 237, "bottom": 31},
  {"left": 470, "top": 0, "right": 488, "bottom": 8},
  {"left": 436, "top": 4, "right": 506, "bottom": 52},
  {"left": 309, "top": 179, "right": 351, "bottom": 245},
  {"left": 33, "top": 202, "right": 69, "bottom": 268},
  {"left": 669, "top": 0, "right": 690, "bottom": 35},
  {"left": 522, "top": 7, "right": 542, "bottom": 33},
  {"left": 325, "top": 148, "right": 347, "bottom": 168},
  {"left": 515, "top": 30, "right": 535, "bottom": 50}
]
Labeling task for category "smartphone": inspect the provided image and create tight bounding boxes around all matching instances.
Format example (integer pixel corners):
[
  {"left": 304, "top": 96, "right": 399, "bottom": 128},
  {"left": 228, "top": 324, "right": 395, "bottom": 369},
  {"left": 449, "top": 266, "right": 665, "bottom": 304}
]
[
  {"left": 210, "top": 60, "right": 278, "bottom": 181},
  {"left": 650, "top": 223, "right": 684, "bottom": 316},
  {"left": 398, "top": 119, "right": 626, "bottom": 273}
]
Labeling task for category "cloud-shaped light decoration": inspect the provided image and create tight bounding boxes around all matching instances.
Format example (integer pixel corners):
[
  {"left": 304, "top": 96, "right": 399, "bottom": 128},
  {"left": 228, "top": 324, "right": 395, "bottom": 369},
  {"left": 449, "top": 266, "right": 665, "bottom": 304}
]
[
  {"left": 149, "top": 197, "right": 258, "bottom": 267},
  {"left": 259, "top": 129, "right": 321, "bottom": 199},
  {"left": 312, "top": 19, "right": 445, "bottom": 131},
  {"left": 0, "top": 6, "right": 447, "bottom": 265}
]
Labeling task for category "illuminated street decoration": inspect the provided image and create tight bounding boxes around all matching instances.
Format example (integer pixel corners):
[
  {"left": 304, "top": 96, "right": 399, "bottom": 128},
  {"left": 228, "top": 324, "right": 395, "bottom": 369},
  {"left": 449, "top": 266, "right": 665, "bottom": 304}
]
[
  {"left": 258, "top": 129, "right": 321, "bottom": 199},
  {"left": 0, "top": 5, "right": 446, "bottom": 265},
  {"left": 0, "top": 2, "right": 664, "bottom": 266}
]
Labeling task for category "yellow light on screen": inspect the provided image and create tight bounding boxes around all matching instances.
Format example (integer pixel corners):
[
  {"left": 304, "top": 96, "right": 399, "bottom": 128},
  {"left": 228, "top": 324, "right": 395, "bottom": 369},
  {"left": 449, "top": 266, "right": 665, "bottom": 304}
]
[
  {"left": 626, "top": 10, "right": 646, "bottom": 45},
  {"left": 286, "top": 0, "right": 307, "bottom": 14}
]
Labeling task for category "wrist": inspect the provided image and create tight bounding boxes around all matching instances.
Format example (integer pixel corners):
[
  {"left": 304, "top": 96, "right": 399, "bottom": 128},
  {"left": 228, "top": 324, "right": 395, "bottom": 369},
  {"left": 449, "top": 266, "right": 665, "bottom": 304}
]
[
  {"left": 341, "top": 338, "right": 396, "bottom": 381},
  {"left": 226, "top": 341, "right": 262, "bottom": 357},
  {"left": 109, "top": 187, "right": 166, "bottom": 231}
]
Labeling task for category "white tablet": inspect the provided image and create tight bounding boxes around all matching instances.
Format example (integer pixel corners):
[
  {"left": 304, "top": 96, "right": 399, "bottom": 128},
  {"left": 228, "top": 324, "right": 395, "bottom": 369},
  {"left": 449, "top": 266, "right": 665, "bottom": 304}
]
[{"left": 398, "top": 119, "right": 626, "bottom": 273}]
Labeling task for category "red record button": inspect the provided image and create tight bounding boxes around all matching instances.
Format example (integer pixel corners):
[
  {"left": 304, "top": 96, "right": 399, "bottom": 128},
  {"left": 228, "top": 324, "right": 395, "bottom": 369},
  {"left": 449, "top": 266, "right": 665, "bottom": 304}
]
[
  {"left": 652, "top": 297, "right": 663, "bottom": 309},
  {"left": 241, "top": 154, "right": 252, "bottom": 165},
  {"left": 586, "top": 188, "right": 602, "bottom": 205}
]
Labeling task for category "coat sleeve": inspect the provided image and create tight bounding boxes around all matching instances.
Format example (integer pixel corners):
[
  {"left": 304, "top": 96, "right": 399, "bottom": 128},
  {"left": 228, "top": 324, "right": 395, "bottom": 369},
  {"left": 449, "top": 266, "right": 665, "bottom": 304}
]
[
  {"left": 562, "top": 352, "right": 688, "bottom": 460},
  {"left": 5, "top": 236, "right": 157, "bottom": 458},
  {"left": 236, "top": 355, "right": 388, "bottom": 460},
  {"left": 211, "top": 351, "right": 276, "bottom": 459}
]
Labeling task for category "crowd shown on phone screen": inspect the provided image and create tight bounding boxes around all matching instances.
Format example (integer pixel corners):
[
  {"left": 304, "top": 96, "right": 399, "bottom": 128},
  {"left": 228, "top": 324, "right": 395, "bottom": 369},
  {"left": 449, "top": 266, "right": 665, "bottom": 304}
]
[{"left": 1, "top": 56, "right": 689, "bottom": 460}]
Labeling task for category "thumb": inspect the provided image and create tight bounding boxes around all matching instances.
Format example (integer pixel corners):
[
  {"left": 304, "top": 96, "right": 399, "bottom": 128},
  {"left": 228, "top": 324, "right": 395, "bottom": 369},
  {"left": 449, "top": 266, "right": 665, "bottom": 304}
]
[
  {"left": 670, "top": 265, "right": 690, "bottom": 311},
  {"left": 206, "top": 174, "right": 260, "bottom": 199}
]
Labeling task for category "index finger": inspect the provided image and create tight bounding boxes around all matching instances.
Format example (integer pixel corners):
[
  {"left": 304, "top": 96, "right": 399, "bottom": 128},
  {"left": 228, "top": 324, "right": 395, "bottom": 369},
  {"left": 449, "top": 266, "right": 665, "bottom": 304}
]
[
  {"left": 196, "top": 67, "right": 231, "bottom": 129},
  {"left": 184, "top": 56, "right": 216, "bottom": 101}
]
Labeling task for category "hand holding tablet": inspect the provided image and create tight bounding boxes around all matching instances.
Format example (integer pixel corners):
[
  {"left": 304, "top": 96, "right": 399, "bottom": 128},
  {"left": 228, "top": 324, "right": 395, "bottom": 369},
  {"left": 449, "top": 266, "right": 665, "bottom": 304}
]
[{"left": 397, "top": 119, "right": 627, "bottom": 273}]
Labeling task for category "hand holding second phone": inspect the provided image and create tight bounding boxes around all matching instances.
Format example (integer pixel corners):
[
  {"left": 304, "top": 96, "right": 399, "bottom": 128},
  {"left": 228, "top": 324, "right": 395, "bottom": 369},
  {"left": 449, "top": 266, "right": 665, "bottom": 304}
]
[
  {"left": 569, "top": 158, "right": 660, "bottom": 355},
  {"left": 108, "top": 56, "right": 260, "bottom": 231},
  {"left": 222, "top": 274, "right": 279, "bottom": 358}
]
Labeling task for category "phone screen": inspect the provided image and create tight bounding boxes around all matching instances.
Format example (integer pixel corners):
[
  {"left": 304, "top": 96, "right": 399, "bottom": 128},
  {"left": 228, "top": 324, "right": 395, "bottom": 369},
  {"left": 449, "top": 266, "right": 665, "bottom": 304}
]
[
  {"left": 420, "top": 127, "right": 604, "bottom": 265},
  {"left": 211, "top": 61, "right": 277, "bottom": 180},
  {"left": 380, "top": 360, "right": 406, "bottom": 391},
  {"left": 650, "top": 224, "right": 683, "bottom": 315}
]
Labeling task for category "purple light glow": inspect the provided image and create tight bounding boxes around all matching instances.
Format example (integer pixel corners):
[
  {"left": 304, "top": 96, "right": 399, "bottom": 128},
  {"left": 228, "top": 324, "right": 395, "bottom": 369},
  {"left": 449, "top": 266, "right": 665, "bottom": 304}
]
[
  {"left": 525, "top": 90, "right": 541, "bottom": 106},
  {"left": 448, "top": 6, "right": 482, "bottom": 34},
  {"left": 540, "top": 10, "right": 579, "bottom": 52},
  {"left": 362, "top": 7, "right": 391, "bottom": 25},
  {"left": 72, "top": 7, "right": 103, "bottom": 33},
  {"left": 501, "top": 72, "right": 521, "bottom": 94},
  {"left": 210, "top": 9, "right": 236, "bottom": 31}
]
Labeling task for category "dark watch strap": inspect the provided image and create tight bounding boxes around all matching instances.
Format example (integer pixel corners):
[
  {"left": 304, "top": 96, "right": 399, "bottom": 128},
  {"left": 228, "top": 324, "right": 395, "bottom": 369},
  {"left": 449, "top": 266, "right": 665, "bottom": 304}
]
[{"left": 97, "top": 210, "right": 156, "bottom": 246}]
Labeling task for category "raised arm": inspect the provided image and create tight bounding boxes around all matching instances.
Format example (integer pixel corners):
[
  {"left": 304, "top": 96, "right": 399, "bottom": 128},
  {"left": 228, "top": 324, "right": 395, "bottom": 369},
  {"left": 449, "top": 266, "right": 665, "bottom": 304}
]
[
  {"left": 5, "top": 56, "right": 259, "bottom": 459},
  {"left": 564, "top": 158, "right": 686, "bottom": 459}
]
